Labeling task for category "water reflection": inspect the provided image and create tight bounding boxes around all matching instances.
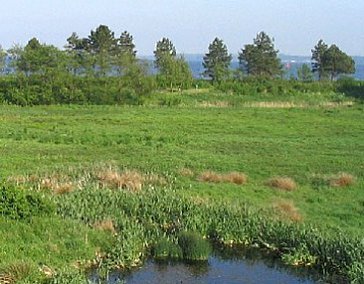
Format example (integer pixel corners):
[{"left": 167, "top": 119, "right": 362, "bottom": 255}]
[{"left": 91, "top": 247, "right": 321, "bottom": 284}]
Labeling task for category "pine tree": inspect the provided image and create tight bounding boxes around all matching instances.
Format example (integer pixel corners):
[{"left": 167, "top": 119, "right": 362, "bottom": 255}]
[
  {"left": 322, "top": 44, "right": 355, "bottom": 81},
  {"left": 238, "top": 31, "right": 282, "bottom": 77},
  {"left": 154, "top": 37, "right": 176, "bottom": 70},
  {"left": 87, "top": 25, "right": 117, "bottom": 76},
  {"left": 311, "top": 39, "right": 328, "bottom": 80},
  {"left": 203, "top": 38, "right": 232, "bottom": 83},
  {"left": 118, "top": 31, "right": 137, "bottom": 58}
]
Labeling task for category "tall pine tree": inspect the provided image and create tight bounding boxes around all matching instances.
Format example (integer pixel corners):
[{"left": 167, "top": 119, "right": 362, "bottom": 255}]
[
  {"left": 203, "top": 38, "right": 232, "bottom": 83},
  {"left": 238, "top": 31, "right": 282, "bottom": 78}
]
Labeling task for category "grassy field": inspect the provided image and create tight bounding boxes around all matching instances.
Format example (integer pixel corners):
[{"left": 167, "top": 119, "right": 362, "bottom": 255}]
[{"left": 0, "top": 90, "right": 363, "bottom": 282}]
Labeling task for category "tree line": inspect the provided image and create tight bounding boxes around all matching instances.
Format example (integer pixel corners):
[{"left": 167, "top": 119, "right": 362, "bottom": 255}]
[{"left": 0, "top": 24, "right": 357, "bottom": 105}]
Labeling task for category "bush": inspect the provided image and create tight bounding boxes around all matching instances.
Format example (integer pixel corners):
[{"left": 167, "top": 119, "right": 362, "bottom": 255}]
[{"left": 0, "top": 185, "right": 55, "bottom": 220}]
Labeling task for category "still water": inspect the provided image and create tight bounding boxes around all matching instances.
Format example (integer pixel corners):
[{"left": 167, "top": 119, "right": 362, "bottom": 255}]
[{"left": 91, "top": 248, "right": 320, "bottom": 284}]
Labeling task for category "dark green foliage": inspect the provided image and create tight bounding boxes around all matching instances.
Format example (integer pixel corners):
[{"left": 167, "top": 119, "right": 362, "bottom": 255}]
[
  {"left": 322, "top": 45, "right": 355, "bottom": 80},
  {"left": 239, "top": 32, "right": 282, "bottom": 78},
  {"left": 203, "top": 38, "right": 232, "bottom": 83},
  {"left": 312, "top": 40, "right": 355, "bottom": 81},
  {"left": 336, "top": 76, "right": 364, "bottom": 99},
  {"left": 118, "top": 31, "right": 137, "bottom": 58},
  {"left": 311, "top": 39, "right": 328, "bottom": 80},
  {"left": 0, "top": 185, "right": 54, "bottom": 220},
  {"left": 215, "top": 77, "right": 335, "bottom": 96},
  {"left": 0, "top": 29, "right": 156, "bottom": 106},
  {"left": 0, "top": 72, "right": 154, "bottom": 106},
  {"left": 152, "top": 238, "right": 183, "bottom": 260},
  {"left": 153, "top": 37, "right": 176, "bottom": 70},
  {"left": 177, "top": 232, "right": 211, "bottom": 261}
]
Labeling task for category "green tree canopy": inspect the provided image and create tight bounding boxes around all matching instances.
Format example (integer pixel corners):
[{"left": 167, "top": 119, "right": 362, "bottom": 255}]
[
  {"left": 87, "top": 25, "right": 117, "bottom": 76},
  {"left": 114, "top": 31, "right": 138, "bottom": 76},
  {"left": 311, "top": 40, "right": 355, "bottom": 81},
  {"left": 154, "top": 37, "right": 176, "bottom": 70},
  {"left": 157, "top": 55, "right": 193, "bottom": 90},
  {"left": 118, "top": 31, "right": 137, "bottom": 58},
  {"left": 203, "top": 37, "right": 232, "bottom": 83},
  {"left": 322, "top": 44, "right": 355, "bottom": 81},
  {"left": 311, "top": 39, "right": 328, "bottom": 80},
  {"left": 238, "top": 31, "right": 282, "bottom": 78},
  {"left": 16, "top": 38, "right": 67, "bottom": 76}
]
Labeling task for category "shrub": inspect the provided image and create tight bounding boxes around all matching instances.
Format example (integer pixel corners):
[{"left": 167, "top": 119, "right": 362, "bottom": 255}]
[{"left": 0, "top": 184, "right": 55, "bottom": 220}]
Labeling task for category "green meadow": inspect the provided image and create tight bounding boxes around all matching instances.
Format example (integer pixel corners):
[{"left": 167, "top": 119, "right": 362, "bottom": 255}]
[{"left": 0, "top": 89, "right": 363, "bottom": 282}]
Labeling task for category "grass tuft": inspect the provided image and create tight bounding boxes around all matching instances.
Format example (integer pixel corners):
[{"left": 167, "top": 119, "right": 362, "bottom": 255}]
[
  {"left": 265, "top": 176, "right": 297, "bottom": 191},
  {"left": 93, "top": 219, "right": 117, "bottom": 235},
  {"left": 198, "top": 171, "right": 247, "bottom": 185},
  {"left": 329, "top": 172, "right": 355, "bottom": 188},
  {"left": 198, "top": 171, "right": 222, "bottom": 183},
  {"left": 223, "top": 172, "right": 247, "bottom": 185},
  {"left": 97, "top": 169, "right": 143, "bottom": 191},
  {"left": 272, "top": 200, "right": 303, "bottom": 222}
]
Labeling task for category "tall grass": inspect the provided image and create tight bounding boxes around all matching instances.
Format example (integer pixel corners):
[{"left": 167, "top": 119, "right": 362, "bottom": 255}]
[{"left": 54, "top": 185, "right": 363, "bottom": 282}]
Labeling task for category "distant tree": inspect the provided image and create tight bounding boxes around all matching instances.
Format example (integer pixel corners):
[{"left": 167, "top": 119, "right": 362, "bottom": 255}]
[
  {"left": 0, "top": 45, "right": 6, "bottom": 74},
  {"left": 157, "top": 55, "right": 193, "bottom": 90},
  {"left": 203, "top": 37, "right": 232, "bottom": 83},
  {"left": 311, "top": 39, "right": 328, "bottom": 80},
  {"left": 118, "top": 31, "right": 137, "bottom": 58},
  {"left": 16, "top": 38, "right": 67, "bottom": 77},
  {"left": 297, "top": 64, "right": 314, "bottom": 82},
  {"left": 65, "top": 32, "right": 92, "bottom": 75},
  {"left": 322, "top": 45, "right": 355, "bottom": 81},
  {"left": 87, "top": 25, "right": 117, "bottom": 76},
  {"left": 238, "top": 31, "right": 282, "bottom": 77},
  {"left": 114, "top": 31, "right": 138, "bottom": 76},
  {"left": 154, "top": 37, "right": 176, "bottom": 70},
  {"left": 312, "top": 40, "right": 355, "bottom": 81}
]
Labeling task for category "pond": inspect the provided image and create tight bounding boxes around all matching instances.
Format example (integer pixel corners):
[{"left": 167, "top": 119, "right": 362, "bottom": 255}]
[{"left": 90, "top": 248, "right": 321, "bottom": 283}]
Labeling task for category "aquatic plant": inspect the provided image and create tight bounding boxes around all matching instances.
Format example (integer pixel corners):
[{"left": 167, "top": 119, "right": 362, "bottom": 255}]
[{"left": 177, "top": 232, "right": 211, "bottom": 261}]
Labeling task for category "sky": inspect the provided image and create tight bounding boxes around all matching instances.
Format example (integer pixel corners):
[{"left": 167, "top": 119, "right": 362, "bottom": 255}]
[{"left": 1, "top": 0, "right": 364, "bottom": 56}]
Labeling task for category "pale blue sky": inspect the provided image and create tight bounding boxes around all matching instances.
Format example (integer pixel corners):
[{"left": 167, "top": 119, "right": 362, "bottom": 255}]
[{"left": 1, "top": 0, "right": 363, "bottom": 56}]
